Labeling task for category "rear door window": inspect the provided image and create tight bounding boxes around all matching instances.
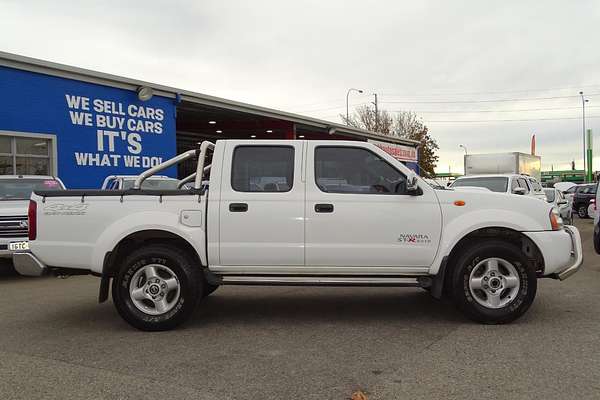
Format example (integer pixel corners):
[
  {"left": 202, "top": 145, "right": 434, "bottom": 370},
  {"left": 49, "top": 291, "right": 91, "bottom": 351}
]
[
  {"left": 231, "top": 146, "right": 294, "bottom": 192},
  {"left": 510, "top": 178, "right": 519, "bottom": 192},
  {"left": 517, "top": 178, "right": 530, "bottom": 193},
  {"left": 528, "top": 178, "right": 543, "bottom": 192}
]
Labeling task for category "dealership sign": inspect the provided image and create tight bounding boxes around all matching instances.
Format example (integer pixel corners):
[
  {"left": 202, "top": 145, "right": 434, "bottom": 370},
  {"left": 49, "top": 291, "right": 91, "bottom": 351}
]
[
  {"left": 368, "top": 139, "right": 418, "bottom": 162},
  {"left": 0, "top": 66, "right": 176, "bottom": 188}
]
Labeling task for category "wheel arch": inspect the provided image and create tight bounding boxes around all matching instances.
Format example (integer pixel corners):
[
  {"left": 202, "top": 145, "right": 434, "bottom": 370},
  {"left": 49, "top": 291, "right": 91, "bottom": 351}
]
[
  {"left": 103, "top": 229, "right": 204, "bottom": 278},
  {"left": 433, "top": 227, "right": 544, "bottom": 299}
]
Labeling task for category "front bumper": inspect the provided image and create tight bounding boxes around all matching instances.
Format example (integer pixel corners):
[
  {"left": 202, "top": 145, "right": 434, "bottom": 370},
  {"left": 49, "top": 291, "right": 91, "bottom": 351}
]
[
  {"left": 523, "top": 225, "right": 583, "bottom": 280},
  {"left": 13, "top": 252, "right": 47, "bottom": 276}
]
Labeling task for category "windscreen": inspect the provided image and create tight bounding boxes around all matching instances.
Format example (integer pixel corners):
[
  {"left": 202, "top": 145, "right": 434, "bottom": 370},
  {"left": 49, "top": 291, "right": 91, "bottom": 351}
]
[
  {"left": 544, "top": 189, "right": 555, "bottom": 202},
  {"left": 0, "top": 179, "right": 63, "bottom": 200},
  {"left": 452, "top": 177, "right": 508, "bottom": 193},
  {"left": 122, "top": 178, "right": 180, "bottom": 190}
]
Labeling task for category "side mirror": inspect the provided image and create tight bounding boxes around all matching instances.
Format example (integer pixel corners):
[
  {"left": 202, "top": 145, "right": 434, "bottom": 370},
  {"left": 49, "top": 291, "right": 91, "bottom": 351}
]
[
  {"left": 406, "top": 172, "right": 422, "bottom": 196},
  {"left": 512, "top": 187, "right": 526, "bottom": 195}
]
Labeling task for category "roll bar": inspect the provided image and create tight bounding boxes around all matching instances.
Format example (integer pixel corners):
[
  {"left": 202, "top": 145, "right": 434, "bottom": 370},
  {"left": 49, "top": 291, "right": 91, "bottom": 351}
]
[
  {"left": 177, "top": 165, "right": 211, "bottom": 189},
  {"left": 133, "top": 141, "right": 215, "bottom": 190}
]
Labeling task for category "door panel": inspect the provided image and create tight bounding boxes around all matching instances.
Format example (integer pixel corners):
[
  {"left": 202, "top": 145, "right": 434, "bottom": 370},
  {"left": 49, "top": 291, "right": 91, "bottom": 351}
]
[
  {"left": 305, "top": 143, "right": 442, "bottom": 267},
  {"left": 219, "top": 141, "right": 305, "bottom": 266}
]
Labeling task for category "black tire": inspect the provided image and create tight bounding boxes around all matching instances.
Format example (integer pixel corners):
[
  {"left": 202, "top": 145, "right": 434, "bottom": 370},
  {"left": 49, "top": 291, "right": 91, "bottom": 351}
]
[
  {"left": 203, "top": 282, "right": 219, "bottom": 297},
  {"left": 112, "top": 245, "right": 203, "bottom": 331},
  {"left": 578, "top": 205, "right": 588, "bottom": 219},
  {"left": 447, "top": 240, "right": 537, "bottom": 324}
]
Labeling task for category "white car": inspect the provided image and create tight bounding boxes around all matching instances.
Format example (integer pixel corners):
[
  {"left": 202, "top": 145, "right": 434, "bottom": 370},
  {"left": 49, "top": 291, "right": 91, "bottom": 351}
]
[
  {"left": 101, "top": 175, "right": 180, "bottom": 190},
  {"left": 544, "top": 188, "right": 572, "bottom": 225},
  {"left": 451, "top": 174, "right": 547, "bottom": 200},
  {"left": 0, "top": 175, "right": 65, "bottom": 266},
  {"left": 15, "top": 140, "right": 582, "bottom": 331}
]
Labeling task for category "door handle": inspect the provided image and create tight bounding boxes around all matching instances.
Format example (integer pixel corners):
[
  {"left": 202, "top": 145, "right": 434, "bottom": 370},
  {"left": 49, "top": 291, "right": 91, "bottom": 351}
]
[
  {"left": 229, "top": 203, "right": 248, "bottom": 212},
  {"left": 315, "top": 203, "right": 334, "bottom": 213}
]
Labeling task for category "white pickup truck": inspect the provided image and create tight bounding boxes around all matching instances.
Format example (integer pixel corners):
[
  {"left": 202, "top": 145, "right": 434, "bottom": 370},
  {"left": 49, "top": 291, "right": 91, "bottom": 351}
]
[{"left": 14, "top": 140, "right": 583, "bottom": 331}]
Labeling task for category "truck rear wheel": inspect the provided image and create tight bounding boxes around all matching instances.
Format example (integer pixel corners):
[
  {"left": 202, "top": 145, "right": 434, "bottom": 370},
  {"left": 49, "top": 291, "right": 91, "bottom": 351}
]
[
  {"left": 448, "top": 240, "right": 537, "bottom": 324},
  {"left": 112, "top": 245, "right": 203, "bottom": 331}
]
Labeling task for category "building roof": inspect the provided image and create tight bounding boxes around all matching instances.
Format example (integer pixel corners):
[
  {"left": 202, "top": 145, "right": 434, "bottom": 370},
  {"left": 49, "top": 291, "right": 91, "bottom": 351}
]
[{"left": 0, "top": 51, "right": 418, "bottom": 147}]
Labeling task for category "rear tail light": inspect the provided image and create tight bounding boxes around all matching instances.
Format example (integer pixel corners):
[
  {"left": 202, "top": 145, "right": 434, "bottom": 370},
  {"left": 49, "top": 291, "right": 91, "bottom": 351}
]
[
  {"left": 550, "top": 208, "right": 563, "bottom": 231},
  {"left": 28, "top": 200, "right": 37, "bottom": 240}
]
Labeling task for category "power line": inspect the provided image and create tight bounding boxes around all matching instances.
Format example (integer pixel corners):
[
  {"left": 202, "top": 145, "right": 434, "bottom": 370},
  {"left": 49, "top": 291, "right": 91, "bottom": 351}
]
[
  {"left": 380, "top": 93, "right": 600, "bottom": 104},
  {"left": 377, "top": 84, "right": 600, "bottom": 97},
  {"left": 285, "top": 84, "right": 600, "bottom": 110},
  {"left": 293, "top": 102, "right": 369, "bottom": 113},
  {"left": 394, "top": 105, "right": 600, "bottom": 114},
  {"left": 426, "top": 115, "right": 600, "bottom": 123}
]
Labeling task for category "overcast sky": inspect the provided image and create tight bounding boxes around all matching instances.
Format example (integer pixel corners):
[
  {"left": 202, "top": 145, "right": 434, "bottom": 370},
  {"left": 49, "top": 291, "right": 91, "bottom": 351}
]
[{"left": 2, "top": 0, "right": 600, "bottom": 173}]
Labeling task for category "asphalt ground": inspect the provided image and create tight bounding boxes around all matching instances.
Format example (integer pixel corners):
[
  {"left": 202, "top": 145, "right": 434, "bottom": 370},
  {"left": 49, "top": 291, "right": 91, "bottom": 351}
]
[{"left": 0, "top": 218, "right": 599, "bottom": 400}]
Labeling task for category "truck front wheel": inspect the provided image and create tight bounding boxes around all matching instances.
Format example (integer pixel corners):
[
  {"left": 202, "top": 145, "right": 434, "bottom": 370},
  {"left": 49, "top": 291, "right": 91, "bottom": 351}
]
[
  {"left": 448, "top": 240, "right": 537, "bottom": 324},
  {"left": 112, "top": 245, "right": 203, "bottom": 331}
]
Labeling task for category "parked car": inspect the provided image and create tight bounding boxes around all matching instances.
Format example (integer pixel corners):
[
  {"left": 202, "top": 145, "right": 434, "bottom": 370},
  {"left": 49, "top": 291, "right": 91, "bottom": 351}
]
[
  {"left": 588, "top": 199, "right": 596, "bottom": 219},
  {"left": 555, "top": 182, "right": 578, "bottom": 207},
  {"left": 544, "top": 188, "right": 572, "bottom": 225},
  {"left": 450, "top": 174, "right": 546, "bottom": 200},
  {"left": 15, "top": 140, "right": 582, "bottom": 331},
  {"left": 572, "top": 183, "right": 597, "bottom": 218},
  {"left": 101, "top": 175, "right": 180, "bottom": 190},
  {"left": 0, "top": 175, "right": 65, "bottom": 269},
  {"left": 554, "top": 181, "right": 577, "bottom": 193}
]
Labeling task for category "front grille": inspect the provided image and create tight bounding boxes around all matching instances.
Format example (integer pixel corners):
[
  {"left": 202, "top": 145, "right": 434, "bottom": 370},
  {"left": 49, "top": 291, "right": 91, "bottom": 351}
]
[{"left": 0, "top": 215, "right": 28, "bottom": 238}]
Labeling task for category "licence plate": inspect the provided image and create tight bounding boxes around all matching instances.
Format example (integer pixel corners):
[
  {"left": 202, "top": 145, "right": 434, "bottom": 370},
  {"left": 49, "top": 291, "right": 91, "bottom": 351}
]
[{"left": 9, "top": 241, "right": 29, "bottom": 251}]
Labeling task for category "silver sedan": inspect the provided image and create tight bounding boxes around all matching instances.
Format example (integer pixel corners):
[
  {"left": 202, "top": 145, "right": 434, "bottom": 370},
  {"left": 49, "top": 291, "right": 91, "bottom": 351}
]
[{"left": 544, "top": 188, "right": 573, "bottom": 225}]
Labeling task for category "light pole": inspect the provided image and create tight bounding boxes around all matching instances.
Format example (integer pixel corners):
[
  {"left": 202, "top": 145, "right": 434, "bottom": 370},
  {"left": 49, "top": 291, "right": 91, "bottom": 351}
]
[
  {"left": 372, "top": 93, "right": 379, "bottom": 132},
  {"left": 346, "top": 88, "right": 363, "bottom": 123},
  {"left": 459, "top": 144, "right": 467, "bottom": 155},
  {"left": 580, "top": 91, "right": 589, "bottom": 179}
]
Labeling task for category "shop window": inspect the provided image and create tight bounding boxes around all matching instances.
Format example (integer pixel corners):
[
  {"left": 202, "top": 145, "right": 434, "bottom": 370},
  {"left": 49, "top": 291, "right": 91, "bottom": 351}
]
[{"left": 0, "top": 134, "right": 54, "bottom": 176}]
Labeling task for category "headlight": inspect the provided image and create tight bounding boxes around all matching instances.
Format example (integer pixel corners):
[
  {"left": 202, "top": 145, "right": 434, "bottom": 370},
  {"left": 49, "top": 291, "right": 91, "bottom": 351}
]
[{"left": 550, "top": 207, "right": 563, "bottom": 231}]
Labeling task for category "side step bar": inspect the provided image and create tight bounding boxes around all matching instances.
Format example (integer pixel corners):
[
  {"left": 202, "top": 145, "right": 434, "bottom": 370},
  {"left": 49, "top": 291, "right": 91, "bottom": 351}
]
[{"left": 218, "top": 275, "right": 431, "bottom": 287}]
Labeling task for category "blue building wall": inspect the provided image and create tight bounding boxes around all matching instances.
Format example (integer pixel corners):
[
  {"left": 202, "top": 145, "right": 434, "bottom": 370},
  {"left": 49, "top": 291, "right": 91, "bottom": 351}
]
[{"left": 0, "top": 67, "right": 177, "bottom": 188}]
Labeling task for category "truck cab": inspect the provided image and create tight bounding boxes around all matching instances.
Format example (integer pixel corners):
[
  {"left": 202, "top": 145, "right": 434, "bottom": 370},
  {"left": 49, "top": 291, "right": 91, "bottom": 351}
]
[{"left": 15, "top": 140, "right": 583, "bottom": 331}]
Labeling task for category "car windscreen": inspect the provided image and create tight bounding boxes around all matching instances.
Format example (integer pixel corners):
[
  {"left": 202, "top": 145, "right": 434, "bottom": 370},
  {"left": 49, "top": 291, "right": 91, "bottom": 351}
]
[
  {"left": 122, "top": 179, "right": 180, "bottom": 190},
  {"left": 543, "top": 189, "right": 555, "bottom": 202},
  {"left": 452, "top": 177, "right": 508, "bottom": 193},
  {"left": 0, "top": 179, "right": 63, "bottom": 200}
]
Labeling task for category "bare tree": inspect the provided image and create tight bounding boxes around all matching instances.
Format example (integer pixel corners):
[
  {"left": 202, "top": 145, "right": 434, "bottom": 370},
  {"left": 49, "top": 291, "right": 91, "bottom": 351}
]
[
  {"left": 394, "top": 110, "right": 421, "bottom": 137},
  {"left": 339, "top": 105, "right": 394, "bottom": 135}
]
